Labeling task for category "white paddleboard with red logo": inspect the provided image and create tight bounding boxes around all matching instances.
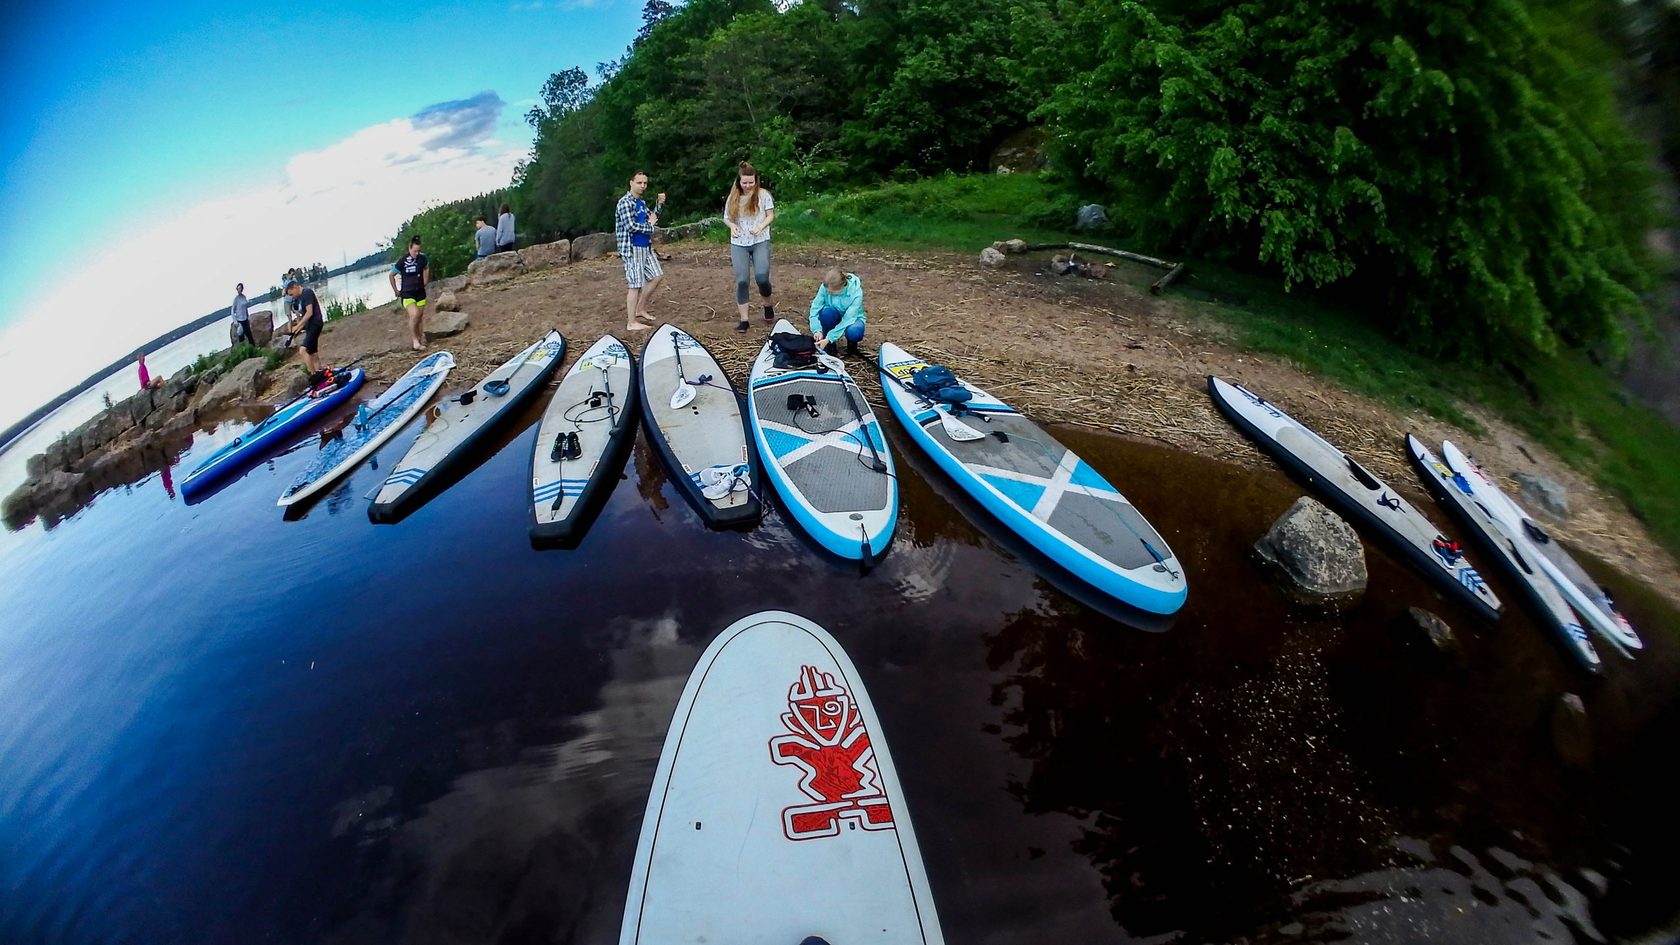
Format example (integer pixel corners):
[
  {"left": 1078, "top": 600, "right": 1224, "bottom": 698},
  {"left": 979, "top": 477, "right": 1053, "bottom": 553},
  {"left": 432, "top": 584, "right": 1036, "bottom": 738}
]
[{"left": 620, "top": 610, "right": 944, "bottom": 945}]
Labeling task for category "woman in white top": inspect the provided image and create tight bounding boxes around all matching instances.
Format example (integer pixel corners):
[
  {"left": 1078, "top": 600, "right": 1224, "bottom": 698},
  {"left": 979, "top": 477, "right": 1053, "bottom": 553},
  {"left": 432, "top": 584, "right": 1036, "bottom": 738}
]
[{"left": 725, "top": 161, "right": 776, "bottom": 331}]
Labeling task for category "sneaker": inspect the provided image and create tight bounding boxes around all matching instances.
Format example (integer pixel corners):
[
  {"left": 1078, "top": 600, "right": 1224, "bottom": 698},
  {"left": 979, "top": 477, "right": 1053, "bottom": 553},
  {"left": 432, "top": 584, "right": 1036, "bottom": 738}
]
[
  {"left": 763, "top": 304, "right": 776, "bottom": 322},
  {"left": 735, "top": 320, "right": 749, "bottom": 332},
  {"left": 845, "top": 339, "right": 858, "bottom": 357}
]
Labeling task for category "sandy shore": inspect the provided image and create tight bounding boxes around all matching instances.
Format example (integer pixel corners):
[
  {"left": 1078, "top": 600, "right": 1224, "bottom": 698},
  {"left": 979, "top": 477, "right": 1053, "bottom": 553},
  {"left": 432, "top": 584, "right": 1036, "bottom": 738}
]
[{"left": 286, "top": 241, "right": 1680, "bottom": 610}]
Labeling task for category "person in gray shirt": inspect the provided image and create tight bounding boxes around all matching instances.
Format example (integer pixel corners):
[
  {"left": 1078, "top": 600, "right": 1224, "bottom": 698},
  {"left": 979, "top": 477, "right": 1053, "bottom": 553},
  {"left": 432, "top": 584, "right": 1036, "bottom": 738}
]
[
  {"left": 231, "top": 283, "right": 256, "bottom": 346},
  {"left": 474, "top": 215, "right": 498, "bottom": 258},
  {"left": 496, "top": 203, "right": 515, "bottom": 252}
]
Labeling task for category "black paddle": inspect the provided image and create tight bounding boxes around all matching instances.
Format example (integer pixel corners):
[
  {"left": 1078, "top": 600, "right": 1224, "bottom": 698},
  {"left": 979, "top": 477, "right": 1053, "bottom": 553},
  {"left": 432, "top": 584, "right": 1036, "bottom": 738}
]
[{"left": 816, "top": 354, "right": 887, "bottom": 473}]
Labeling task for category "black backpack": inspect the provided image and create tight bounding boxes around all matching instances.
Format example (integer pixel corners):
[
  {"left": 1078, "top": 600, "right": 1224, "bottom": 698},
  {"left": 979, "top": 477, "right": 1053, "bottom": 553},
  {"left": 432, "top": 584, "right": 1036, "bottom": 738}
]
[{"left": 770, "top": 331, "right": 818, "bottom": 369}]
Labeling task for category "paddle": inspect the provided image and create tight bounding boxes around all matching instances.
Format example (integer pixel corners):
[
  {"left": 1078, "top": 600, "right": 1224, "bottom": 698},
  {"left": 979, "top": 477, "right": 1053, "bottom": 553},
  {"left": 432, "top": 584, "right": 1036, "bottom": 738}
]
[
  {"left": 877, "top": 361, "right": 985, "bottom": 442},
  {"left": 483, "top": 335, "right": 555, "bottom": 397},
  {"left": 669, "top": 330, "right": 697, "bottom": 409},
  {"left": 227, "top": 357, "right": 367, "bottom": 447},
  {"left": 815, "top": 354, "right": 888, "bottom": 473}
]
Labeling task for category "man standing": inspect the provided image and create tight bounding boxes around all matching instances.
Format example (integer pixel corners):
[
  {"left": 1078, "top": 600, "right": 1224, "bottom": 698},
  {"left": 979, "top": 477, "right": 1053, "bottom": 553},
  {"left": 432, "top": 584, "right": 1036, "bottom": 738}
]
[
  {"left": 496, "top": 202, "right": 516, "bottom": 253},
  {"left": 231, "top": 283, "right": 255, "bottom": 346},
  {"left": 614, "top": 171, "right": 664, "bottom": 332},
  {"left": 474, "top": 215, "right": 498, "bottom": 259},
  {"left": 285, "top": 280, "right": 325, "bottom": 373},
  {"left": 388, "top": 236, "right": 430, "bottom": 351}
]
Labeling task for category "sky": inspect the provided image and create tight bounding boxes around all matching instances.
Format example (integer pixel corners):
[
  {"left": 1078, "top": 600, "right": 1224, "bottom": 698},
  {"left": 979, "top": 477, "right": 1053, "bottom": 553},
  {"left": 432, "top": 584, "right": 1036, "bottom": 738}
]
[{"left": 0, "top": 0, "right": 646, "bottom": 431}]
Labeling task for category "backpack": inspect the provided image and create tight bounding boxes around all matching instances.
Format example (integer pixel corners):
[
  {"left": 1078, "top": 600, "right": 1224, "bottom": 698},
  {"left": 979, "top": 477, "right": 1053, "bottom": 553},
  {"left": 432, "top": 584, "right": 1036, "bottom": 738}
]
[
  {"left": 770, "top": 331, "right": 818, "bottom": 369},
  {"left": 909, "top": 365, "right": 972, "bottom": 404}
]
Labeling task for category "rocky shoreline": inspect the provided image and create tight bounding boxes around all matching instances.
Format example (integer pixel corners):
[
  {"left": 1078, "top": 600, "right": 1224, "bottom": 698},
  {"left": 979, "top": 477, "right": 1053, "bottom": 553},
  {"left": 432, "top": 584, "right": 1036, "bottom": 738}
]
[{"left": 6, "top": 220, "right": 1677, "bottom": 614}]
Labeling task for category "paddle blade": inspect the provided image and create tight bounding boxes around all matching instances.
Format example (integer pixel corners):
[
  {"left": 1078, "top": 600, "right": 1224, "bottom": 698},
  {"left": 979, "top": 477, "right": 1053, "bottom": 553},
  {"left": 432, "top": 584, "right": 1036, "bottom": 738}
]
[
  {"left": 670, "top": 382, "right": 696, "bottom": 410},
  {"left": 939, "top": 408, "right": 986, "bottom": 441}
]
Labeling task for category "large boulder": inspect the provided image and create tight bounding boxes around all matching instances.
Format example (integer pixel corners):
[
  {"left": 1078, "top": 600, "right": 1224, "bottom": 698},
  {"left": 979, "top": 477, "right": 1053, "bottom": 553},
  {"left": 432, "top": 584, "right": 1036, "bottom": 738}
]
[
  {"left": 466, "top": 252, "right": 527, "bottom": 287},
  {"left": 978, "top": 247, "right": 1007, "bottom": 269},
  {"left": 196, "top": 357, "right": 268, "bottom": 412},
  {"left": 1515, "top": 472, "right": 1569, "bottom": 520},
  {"left": 570, "top": 232, "right": 616, "bottom": 261},
  {"left": 520, "top": 239, "right": 570, "bottom": 271},
  {"left": 1254, "top": 496, "right": 1368, "bottom": 604},
  {"left": 1075, "top": 203, "right": 1110, "bottom": 231},
  {"left": 426, "top": 311, "right": 470, "bottom": 340}
]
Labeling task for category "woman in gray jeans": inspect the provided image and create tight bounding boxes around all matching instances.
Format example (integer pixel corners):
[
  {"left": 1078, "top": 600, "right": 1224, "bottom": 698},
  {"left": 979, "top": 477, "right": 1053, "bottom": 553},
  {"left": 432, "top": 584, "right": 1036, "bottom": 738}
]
[{"left": 726, "top": 161, "right": 776, "bottom": 331}]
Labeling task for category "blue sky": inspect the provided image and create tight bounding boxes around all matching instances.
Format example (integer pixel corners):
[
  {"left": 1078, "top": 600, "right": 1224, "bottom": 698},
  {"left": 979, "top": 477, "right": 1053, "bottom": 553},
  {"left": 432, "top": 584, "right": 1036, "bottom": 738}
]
[{"left": 0, "top": 0, "right": 644, "bottom": 427}]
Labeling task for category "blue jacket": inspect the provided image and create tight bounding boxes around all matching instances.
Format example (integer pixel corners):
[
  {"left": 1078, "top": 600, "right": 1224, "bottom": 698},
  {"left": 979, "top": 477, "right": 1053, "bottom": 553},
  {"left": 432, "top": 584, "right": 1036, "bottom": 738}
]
[{"left": 807, "top": 273, "right": 866, "bottom": 344}]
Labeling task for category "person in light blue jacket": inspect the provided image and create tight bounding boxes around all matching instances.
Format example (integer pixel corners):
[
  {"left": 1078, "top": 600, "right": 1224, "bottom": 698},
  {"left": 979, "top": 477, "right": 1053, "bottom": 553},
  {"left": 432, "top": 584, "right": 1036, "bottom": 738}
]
[{"left": 807, "top": 268, "right": 866, "bottom": 357}]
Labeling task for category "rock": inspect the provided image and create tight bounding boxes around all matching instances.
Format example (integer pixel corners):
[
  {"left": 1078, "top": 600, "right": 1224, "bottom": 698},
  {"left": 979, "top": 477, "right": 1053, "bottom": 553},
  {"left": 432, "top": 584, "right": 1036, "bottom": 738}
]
[
  {"left": 426, "top": 311, "right": 470, "bottom": 340},
  {"left": 123, "top": 389, "right": 156, "bottom": 427},
  {"left": 1514, "top": 473, "right": 1569, "bottom": 520},
  {"left": 1001, "top": 239, "right": 1026, "bottom": 254},
  {"left": 280, "top": 370, "right": 311, "bottom": 399},
  {"left": 570, "top": 232, "right": 616, "bottom": 261},
  {"left": 801, "top": 208, "right": 818, "bottom": 219},
  {"left": 229, "top": 309, "right": 275, "bottom": 347},
  {"left": 978, "top": 247, "right": 1007, "bottom": 268},
  {"left": 995, "top": 166, "right": 1013, "bottom": 175},
  {"left": 1551, "top": 693, "right": 1592, "bottom": 770},
  {"left": 466, "top": 252, "right": 527, "bottom": 287},
  {"left": 25, "top": 451, "right": 46, "bottom": 480},
  {"left": 197, "top": 357, "right": 268, "bottom": 412},
  {"left": 519, "top": 239, "right": 570, "bottom": 271},
  {"left": 1395, "top": 607, "right": 1466, "bottom": 670},
  {"left": 990, "top": 127, "right": 1048, "bottom": 173},
  {"left": 1075, "top": 203, "right": 1110, "bottom": 231},
  {"left": 160, "top": 409, "right": 198, "bottom": 439},
  {"left": 165, "top": 368, "right": 198, "bottom": 398},
  {"left": 1254, "top": 496, "right": 1368, "bottom": 604},
  {"left": 433, "top": 289, "right": 460, "bottom": 312},
  {"left": 430, "top": 275, "right": 468, "bottom": 295},
  {"left": 1050, "top": 254, "right": 1073, "bottom": 275}
]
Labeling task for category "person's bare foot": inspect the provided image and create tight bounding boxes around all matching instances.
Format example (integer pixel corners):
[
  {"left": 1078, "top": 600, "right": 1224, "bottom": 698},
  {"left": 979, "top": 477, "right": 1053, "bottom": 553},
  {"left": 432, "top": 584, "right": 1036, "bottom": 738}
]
[
  {"left": 635, "top": 312, "right": 656, "bottom": 324},
  {"left": 412, "top": 341, "right": 425, "bottom": 350},
  {"left": 625, "top": 322, "right": 650, "bottom": 332}
]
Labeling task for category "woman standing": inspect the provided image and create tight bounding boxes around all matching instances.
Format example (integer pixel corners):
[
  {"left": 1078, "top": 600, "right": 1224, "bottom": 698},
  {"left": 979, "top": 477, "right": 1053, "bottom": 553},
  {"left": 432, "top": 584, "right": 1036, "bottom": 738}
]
[{"left": 725, "top": 162, "right": 776, "bottom": 332}]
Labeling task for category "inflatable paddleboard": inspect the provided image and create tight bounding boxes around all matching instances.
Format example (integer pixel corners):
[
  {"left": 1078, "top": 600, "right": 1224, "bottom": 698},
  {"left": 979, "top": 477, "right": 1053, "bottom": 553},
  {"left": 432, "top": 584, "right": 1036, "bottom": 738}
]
[
  {"left": 1208, "top": 376, "right": 1501, "bottom": 620},
  {"left": 747, "top": 320, "right": 897, "bottom": 561},
  {"left": 1407, "top": 435, "right": 1599, "bottom": 672},
  {"left": 181, "top": 367, "right": 365, "bottom": 501},
  {"left": 879, "top": 342, "right": 1187, "bottom": 615},
  {"left": 278, "top": 352, "right": 454, "bottom": 508},
  {"left": 530, "top": 335, "right": 637, "bottom": 545},
  {"left": 1440, "top": 440, "right": 1641, "bottom": 658},
  {"left": 620, "top": 611, "right": 944, "bottom": 945},
  {"left": 637, "top": 324, "right": 759, "bottom": 527},
  {"left": 369, "top": 331, "right": 564, "bottom": 523}
]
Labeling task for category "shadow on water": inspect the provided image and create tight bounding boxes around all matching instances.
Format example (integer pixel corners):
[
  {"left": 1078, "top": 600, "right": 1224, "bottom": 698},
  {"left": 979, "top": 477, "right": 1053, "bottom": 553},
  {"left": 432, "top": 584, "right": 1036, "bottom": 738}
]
[{"left": 0, "top": 414, "right": 1676, "bottom": 945}]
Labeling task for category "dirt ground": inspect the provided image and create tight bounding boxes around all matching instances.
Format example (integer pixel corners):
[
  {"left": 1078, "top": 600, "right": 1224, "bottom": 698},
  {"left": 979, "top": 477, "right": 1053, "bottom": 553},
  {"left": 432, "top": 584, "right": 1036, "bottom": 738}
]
[{"left": 284, "top": 241, "right": 1680, "bottom": 610}]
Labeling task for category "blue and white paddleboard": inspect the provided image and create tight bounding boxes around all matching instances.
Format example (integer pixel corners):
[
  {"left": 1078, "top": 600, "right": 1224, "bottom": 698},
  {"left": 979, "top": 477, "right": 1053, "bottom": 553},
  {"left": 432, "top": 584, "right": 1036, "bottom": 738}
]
[
  {"left": 278, "top": 352, "right": 454, "bottom": 508},
  {"left": 879, "top": 342, "right": 1187, "bottom": 615},
  {"left": 1441, "top": 440, "right": 1641, "bottom": 658},
  {"left": 1209, "top": 375, "right": 1502, "bottom": 621},
  {"left": 529, "top": 334, "right": 637, "bottom": 545},
  {"left": 747, "top": 319, "right": 897, "bottom": 561},
  {"left": 1407, "top": 435, "right": 1599, "bottom": 672},
  {"left": 620, "top": 611, "right": 944, "bottom": 945},
  {"left": 181, "top": 367, "right": 365, "bottom": 501}
]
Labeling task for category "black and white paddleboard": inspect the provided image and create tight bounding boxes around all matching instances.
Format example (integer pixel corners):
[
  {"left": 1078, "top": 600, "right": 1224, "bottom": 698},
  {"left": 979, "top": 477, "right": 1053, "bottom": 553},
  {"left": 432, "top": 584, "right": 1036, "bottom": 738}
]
[
  {"left": 1208, "top": 376, "right": 1502, "bottom": 620},
  {"left": 637, "top": 324, "right": 759, "bottom": 527},
  {"left": 368, "top": 330, "right": 565, "bottom": 523},
  {"left": 1408, "top": 434, "right": 1599, "bottom": 672},
  {"left": 619, "top": 611, "right": 944, "bottom": 945},
  {"left": 529, "top": 335, "right": 637, "bottom": 545}
]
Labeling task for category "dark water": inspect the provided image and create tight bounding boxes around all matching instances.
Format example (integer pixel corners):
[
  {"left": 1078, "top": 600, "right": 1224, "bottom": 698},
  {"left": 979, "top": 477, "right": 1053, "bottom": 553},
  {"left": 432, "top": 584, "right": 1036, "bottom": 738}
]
[{"left": 1, "top": 397, "right": 1678, "bottom": 945}]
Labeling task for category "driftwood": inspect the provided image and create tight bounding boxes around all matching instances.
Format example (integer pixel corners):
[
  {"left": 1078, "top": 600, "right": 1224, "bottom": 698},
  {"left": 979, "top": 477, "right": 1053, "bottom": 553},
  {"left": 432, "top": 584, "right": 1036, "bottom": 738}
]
[{"left": 1016, "top": 241, "right": 1189, "bottom": 295}]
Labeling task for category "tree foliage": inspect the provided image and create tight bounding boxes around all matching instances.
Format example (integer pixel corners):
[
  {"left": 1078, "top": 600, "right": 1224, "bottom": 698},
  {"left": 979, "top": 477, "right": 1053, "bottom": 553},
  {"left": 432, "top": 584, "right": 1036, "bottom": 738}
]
[{"left": 389, "top": 188, "right": 512, "bottom": 280}]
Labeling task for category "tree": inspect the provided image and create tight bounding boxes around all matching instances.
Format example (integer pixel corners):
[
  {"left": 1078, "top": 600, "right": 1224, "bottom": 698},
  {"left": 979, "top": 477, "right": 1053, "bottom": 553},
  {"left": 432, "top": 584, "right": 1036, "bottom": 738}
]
[{"left": 526, "top": 67, "right": 593, "bottom": 130}]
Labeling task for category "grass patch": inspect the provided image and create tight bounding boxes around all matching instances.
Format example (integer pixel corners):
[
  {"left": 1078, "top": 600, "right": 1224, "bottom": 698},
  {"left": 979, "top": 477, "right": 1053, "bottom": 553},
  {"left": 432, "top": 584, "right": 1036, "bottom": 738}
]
[
  {"left": 190, "top": 343, "right": 289, "bottom": 376},
  {"left": 765, "top": 172, "right": 1680, "bottom": 560},
  {"left": 325, "top": 295, "right": 368, "bottom": 322}
]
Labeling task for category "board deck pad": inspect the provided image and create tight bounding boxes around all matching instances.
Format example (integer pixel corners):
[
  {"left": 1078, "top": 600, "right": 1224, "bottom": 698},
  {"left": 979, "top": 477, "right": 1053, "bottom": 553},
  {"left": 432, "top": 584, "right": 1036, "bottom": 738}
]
[{"left": 620, "top": 611, "right": 943, "bottom": 945}]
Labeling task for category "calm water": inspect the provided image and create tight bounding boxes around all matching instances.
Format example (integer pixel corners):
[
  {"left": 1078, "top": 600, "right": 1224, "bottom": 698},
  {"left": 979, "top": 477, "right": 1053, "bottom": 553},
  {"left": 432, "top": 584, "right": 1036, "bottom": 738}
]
[{"left": 0, "top": 390, "right": 1677, "bottom": 945}]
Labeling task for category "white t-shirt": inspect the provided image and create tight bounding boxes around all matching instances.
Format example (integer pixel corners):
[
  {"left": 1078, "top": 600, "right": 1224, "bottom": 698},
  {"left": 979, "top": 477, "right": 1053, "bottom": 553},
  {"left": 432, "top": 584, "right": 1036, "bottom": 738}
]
[{"left": 726, "top": 189, "right": 774, "bottom": 247}]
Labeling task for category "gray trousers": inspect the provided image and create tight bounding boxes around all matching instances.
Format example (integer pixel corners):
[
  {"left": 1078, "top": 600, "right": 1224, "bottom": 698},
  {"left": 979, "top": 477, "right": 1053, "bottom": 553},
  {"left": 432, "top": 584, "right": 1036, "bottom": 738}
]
[{"left": 731, "top": 240, "right": 773, "bottom": 305}]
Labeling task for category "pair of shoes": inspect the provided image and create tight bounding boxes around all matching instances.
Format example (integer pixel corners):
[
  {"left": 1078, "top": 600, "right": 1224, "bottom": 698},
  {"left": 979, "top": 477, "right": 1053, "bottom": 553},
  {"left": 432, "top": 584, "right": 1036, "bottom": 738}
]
[{"left": 735, "top": 320, "right": 749, "bottom": 332}]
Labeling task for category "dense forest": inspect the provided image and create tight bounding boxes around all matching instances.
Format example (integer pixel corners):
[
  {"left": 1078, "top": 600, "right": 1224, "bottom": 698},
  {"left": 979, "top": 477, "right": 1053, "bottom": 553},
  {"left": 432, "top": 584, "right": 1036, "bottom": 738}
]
[{"left": 397, "top": 0, "right": 1680, "bottom": 362}]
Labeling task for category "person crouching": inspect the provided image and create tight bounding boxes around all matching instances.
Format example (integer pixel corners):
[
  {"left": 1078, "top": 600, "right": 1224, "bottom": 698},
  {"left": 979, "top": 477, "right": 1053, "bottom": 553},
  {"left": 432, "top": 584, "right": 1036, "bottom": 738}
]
[{"left": 808, "top": 268, "right": 866, "bottom": 356}]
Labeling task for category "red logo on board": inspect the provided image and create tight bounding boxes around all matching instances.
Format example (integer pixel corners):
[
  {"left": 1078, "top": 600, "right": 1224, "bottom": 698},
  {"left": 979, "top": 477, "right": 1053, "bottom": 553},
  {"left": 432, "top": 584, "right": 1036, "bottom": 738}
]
[{"left": 769, "top": 665, "right": 895, "bottom": 840}]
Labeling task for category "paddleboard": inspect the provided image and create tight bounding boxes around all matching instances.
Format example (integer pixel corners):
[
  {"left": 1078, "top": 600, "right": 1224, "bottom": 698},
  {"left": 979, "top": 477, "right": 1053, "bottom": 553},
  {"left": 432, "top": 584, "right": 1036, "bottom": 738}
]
[
  {"left": 879, "top": 342, "right": 1187, "bottom": 615},
  {"left": 637, "top": 324, "right": 760, "bottom": 527},
  {"left": 369, "top": 330, "right": 565, "bottom": 523},
  {"left": 619, "top": 610, "right": 944, "bottom": 945},
  {"left": 1440, "top": 440, "right": 1641, "bottom": 658},
  {"left": 529, "top": 335, "right": 637, "bottom": 545},
  {"left": 278, "top": 352, "right": 454, "bottom": 508},
  {"left": 747, "top": 320, "right": 897, "bottom": 561},
  {"left": 181, "top": 367, "right": 365, "bottom": 501},
  {"left": 1208, "top": 376, "right": 1502, "bottom": 620},
  {"left": 1407, "top": 435, "right": 1599, "bottom": 672}
]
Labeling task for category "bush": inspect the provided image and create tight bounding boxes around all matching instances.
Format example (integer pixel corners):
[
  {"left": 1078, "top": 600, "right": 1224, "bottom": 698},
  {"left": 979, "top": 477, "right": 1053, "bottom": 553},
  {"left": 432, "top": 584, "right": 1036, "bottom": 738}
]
[{"left": 324, "top": 295, "right": 368, "bottom": 322}]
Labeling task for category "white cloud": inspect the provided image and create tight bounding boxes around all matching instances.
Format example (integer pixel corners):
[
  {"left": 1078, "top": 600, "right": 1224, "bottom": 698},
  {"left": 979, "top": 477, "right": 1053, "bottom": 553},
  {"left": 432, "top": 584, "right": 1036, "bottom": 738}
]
[{"left": 0, "top": 94, "right": 528, "bottom": 431}]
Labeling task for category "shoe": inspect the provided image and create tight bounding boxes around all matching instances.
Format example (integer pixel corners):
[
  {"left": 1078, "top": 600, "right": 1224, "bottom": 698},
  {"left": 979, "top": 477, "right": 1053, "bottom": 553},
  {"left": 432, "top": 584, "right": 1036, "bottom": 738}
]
[
  {"left": 735, "top": 320, "right": 749, "bottom": 332},
  {"left": 763, "top": 304, "right": 775, "bottom": 322},
  {"left": 845, "top": 340, "right": 858, "bottom": 357}
]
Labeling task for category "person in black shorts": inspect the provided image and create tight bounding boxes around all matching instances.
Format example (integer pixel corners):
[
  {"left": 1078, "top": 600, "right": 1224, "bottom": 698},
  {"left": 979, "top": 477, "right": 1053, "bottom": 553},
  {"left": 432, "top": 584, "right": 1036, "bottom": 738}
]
[
  {"left": 388, "top": 236, "right": 430, "bottom": 350},
  {"left": 284, "top": 279, "right": 325, "bottom": 373}
]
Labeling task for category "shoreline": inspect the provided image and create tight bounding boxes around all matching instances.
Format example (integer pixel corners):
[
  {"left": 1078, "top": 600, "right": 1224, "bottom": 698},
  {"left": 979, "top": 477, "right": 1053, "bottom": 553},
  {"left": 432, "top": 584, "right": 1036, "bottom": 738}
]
[{"left": 285, "top": 239, "right": 1680, "bottom": 612}]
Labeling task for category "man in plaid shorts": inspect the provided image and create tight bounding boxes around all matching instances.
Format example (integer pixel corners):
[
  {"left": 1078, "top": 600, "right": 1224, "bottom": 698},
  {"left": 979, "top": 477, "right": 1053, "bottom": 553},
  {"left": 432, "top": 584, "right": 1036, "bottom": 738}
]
[{"left": 615, "top": 171, "right": 666, "bottom": 332}]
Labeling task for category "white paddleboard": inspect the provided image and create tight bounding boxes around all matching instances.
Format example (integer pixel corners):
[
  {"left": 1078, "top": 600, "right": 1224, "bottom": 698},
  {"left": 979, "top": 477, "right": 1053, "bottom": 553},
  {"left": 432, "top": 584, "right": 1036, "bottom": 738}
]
[
  {"left": 620, "top": 611, "right": 944, "bottom": 945},
  {"left": 530, "top": 335, "right": 637, "bottom": 544}
]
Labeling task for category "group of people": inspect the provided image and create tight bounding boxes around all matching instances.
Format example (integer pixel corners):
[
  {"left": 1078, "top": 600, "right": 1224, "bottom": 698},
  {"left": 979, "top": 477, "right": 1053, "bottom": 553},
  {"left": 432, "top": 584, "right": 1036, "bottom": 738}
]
[
  {"left": 614, "top": 162, "right": 868, "bottom": 354},
  {"left": 474, "top": 204, "right": 517, "bottom": 260}
]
